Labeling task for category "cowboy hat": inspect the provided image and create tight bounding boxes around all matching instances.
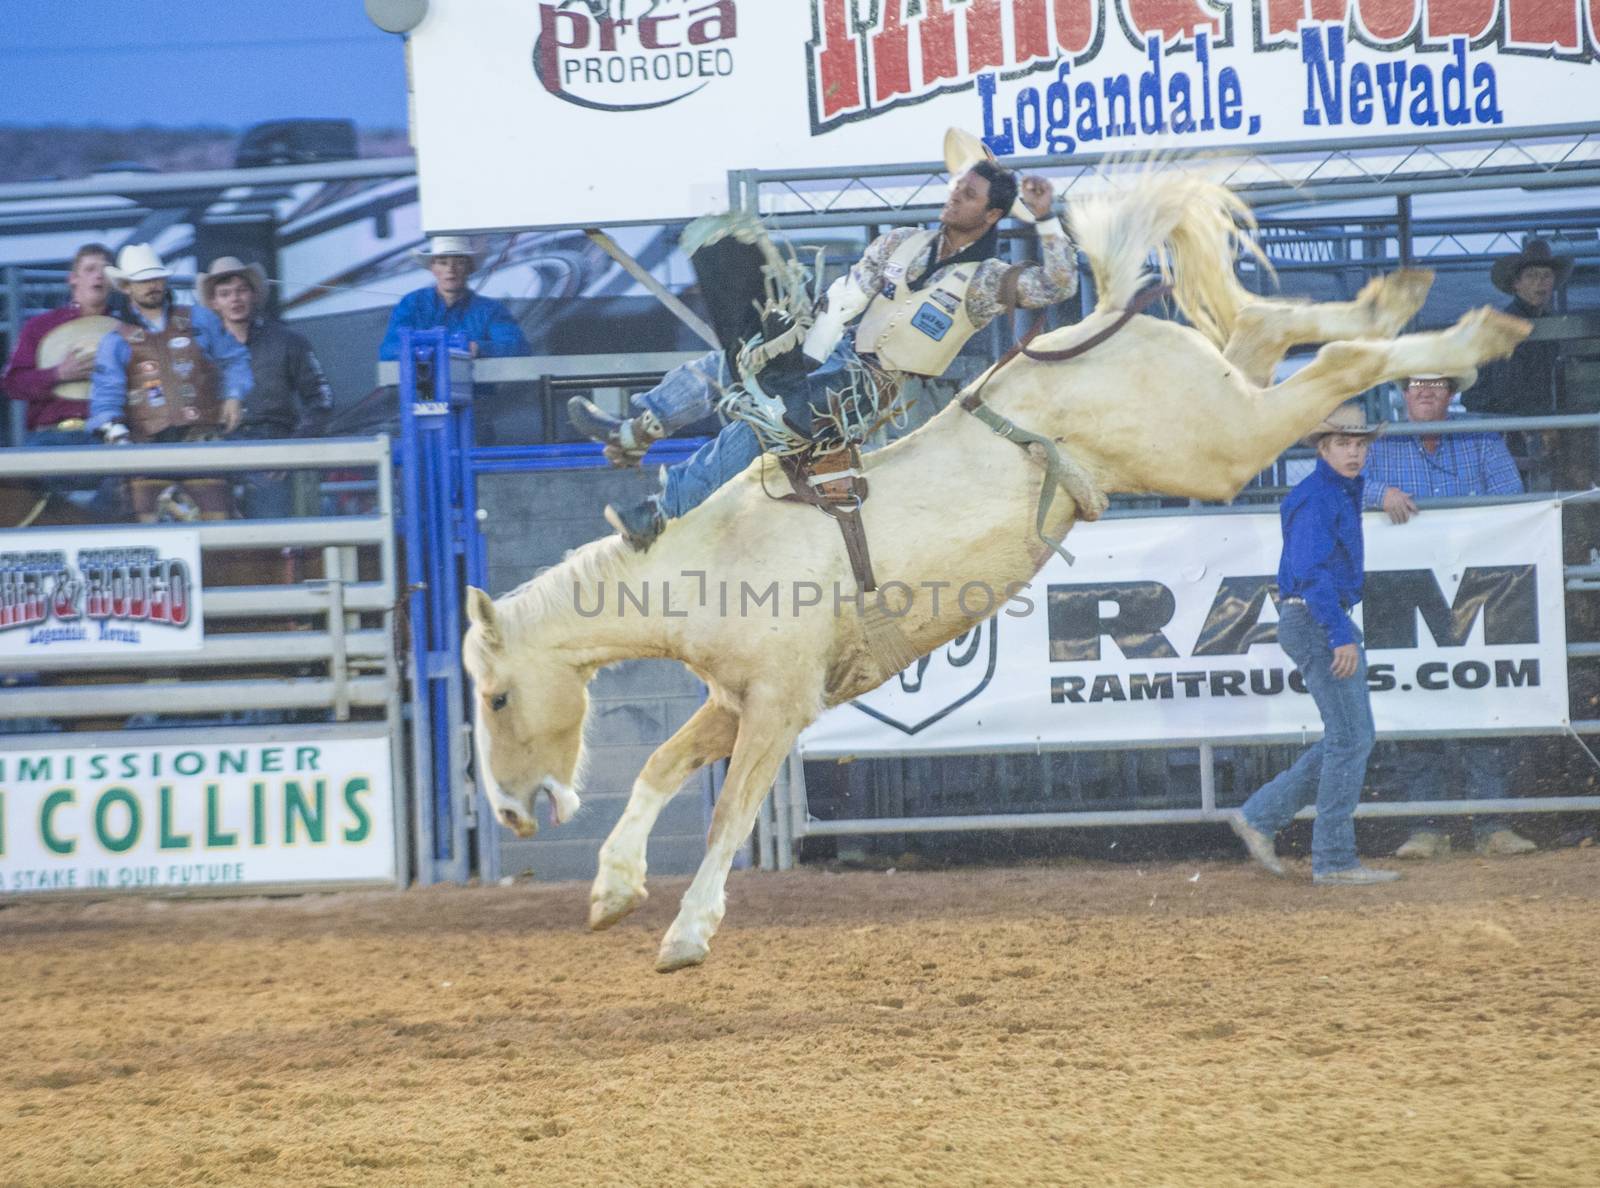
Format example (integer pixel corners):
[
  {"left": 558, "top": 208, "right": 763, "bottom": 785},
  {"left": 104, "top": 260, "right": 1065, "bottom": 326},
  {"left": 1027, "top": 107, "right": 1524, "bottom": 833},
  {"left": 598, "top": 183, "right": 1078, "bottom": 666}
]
[
  {"left": 1490, "top": 237, "right": 1573, "bottom": 295},
  {"left": 196, "top": 256, "right": 268, "bottom": 308},
  {"left": 412, "top": 235, "right": 480, "bottom": 265},
  {"left": 1406, "top": 368, "right": 1479, "bottom": 394},
  {"left": 37, "top": 314, "right": 118, "bottom": 401},
  {"left": 1302, "top": 401, "right": 1384, "bottom": 447},
  {"left": 105, "top": 243, "right": 172, "bottom": 285},
  {"left": 943, "top": 127, "right": 1036, "bottom": 225}
]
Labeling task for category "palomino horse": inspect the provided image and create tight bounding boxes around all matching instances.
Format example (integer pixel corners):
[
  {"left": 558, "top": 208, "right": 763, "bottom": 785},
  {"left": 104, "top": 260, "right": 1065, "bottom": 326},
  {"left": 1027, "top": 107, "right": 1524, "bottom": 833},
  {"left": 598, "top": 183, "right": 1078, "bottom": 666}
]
[{"left": 464, "top": 172, "right": 1530, "bottom": 972}]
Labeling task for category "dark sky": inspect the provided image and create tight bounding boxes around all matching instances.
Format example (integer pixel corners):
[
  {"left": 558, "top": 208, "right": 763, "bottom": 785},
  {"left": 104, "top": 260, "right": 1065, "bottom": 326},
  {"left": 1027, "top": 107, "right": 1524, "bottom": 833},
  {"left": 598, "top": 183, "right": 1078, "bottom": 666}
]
[{"left": 1, "top": 0, "right": 408, "bottom": 128}]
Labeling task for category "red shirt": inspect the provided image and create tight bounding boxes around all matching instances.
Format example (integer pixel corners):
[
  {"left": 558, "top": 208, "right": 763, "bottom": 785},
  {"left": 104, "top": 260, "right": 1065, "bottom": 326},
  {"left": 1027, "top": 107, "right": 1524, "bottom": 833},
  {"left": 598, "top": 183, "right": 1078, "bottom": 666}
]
[{"left": 2, "top": 302, "right": 109, "bottom": 430}]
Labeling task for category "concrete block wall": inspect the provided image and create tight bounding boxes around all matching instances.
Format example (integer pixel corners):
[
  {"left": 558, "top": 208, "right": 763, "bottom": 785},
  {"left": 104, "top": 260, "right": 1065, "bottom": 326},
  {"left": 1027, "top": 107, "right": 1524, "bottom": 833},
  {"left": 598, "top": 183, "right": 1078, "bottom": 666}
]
[{"left": 478, "top": 468, "right": 713, "bottom": 882}]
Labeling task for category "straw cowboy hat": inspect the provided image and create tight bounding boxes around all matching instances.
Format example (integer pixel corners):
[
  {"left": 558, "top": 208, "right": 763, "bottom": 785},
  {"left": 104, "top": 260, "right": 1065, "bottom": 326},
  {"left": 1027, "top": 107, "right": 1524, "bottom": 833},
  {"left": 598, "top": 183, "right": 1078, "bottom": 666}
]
[
  {"left": 412, "top": 235, "right": 481, "bottom": 265},
  {"left": 1303, "top": 401, "right": 1384, "bottom": 447},
  {"left": 196, "top": 256, "right": 269, "bottom": 307},
  {"left": 1490, "top": 237, "right": 1573, "bottom": 295},
  {"left": 943, "top": 127, "right": 1036, "bottom": 224},
  {"left": 105, "top": 243, "right": 172, "bottom": 285},
  {"left": 1406, "top": 369, "right": 1478, "bottom": 395}
]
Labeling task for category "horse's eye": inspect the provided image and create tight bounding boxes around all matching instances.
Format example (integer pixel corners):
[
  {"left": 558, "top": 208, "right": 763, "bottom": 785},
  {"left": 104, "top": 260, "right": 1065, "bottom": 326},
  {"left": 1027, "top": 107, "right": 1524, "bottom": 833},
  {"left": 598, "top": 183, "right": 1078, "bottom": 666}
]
[{"left": 489, "top": 693, "right": 509, "bottom": 712}]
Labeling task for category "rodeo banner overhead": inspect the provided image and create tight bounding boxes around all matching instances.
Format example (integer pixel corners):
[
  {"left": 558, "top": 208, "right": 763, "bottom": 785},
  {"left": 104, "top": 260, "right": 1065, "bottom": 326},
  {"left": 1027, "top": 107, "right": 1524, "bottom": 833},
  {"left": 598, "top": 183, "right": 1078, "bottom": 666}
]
[
  {"left": 408, "top": 0, "right": 1600, "bottom": 230},
  {"left": 800, "top": 501, "right": 1569, "bottom": 757}
]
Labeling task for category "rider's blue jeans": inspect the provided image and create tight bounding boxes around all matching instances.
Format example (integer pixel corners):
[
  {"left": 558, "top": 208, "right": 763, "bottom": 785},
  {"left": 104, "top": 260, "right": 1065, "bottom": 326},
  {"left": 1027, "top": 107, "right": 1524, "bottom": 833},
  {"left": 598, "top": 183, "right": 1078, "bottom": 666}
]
[{"left": 655, "top": 342, "right": 857, "bottom": 521}]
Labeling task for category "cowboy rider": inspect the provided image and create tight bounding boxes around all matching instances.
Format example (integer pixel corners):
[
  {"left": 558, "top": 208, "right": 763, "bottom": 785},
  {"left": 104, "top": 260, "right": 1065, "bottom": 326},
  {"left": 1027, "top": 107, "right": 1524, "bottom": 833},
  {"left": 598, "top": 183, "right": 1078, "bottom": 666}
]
[
  {"left": 585, "top": 132, "right": 1079, "bottom": 550},
  {"left": 87, "top": 243, "right": 253, "bottom": 444}
]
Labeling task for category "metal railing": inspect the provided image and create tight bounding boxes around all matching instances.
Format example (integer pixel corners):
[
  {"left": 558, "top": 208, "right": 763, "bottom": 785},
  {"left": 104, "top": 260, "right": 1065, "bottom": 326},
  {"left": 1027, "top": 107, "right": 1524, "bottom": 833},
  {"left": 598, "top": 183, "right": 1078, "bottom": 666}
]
[{"left": 0, "top": 436, "right": 408, "bottom": 880}]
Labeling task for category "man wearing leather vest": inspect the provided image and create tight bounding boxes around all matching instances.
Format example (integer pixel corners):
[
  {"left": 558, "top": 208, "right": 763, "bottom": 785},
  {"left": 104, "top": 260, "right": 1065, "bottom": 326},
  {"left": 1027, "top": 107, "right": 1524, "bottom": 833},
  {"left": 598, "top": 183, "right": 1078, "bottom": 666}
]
[
  {"left": 597, "top": 133, "right": 1078, "bottom": 551},
  {"left": 87, "top": 244, "right": 253, "bottom": 444}
]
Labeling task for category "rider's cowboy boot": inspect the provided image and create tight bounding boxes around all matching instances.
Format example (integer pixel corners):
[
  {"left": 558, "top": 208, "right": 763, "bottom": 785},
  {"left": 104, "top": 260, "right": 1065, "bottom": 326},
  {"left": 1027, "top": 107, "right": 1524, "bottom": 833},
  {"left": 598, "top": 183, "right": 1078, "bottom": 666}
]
[
  {"left": 604, "top": 497, "right": 666, "bottom": 552},
  {"left": 568, "top": 398, "right": 664, "bottom": 466}
]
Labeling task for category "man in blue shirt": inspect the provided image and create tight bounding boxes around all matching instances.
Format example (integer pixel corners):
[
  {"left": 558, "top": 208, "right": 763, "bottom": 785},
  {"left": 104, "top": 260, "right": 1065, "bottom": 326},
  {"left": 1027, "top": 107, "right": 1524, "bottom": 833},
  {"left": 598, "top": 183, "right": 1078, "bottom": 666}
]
[
  {"left": 378, "top": 236, "right": 529, "bottom": 361},
  {"left": 1231, "top": 402, "right": 1401, "bottom": 885},
  {"left": 1364, "top": 372, "right": 1537, "bottom": 860}
]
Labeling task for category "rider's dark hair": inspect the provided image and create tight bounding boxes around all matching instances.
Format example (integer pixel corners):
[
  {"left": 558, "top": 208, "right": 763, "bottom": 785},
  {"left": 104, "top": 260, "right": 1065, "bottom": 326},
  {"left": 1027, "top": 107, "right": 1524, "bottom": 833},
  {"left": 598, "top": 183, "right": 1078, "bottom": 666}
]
[{"left": 970, "top": 160, "right": 1019, "bottom": 218}]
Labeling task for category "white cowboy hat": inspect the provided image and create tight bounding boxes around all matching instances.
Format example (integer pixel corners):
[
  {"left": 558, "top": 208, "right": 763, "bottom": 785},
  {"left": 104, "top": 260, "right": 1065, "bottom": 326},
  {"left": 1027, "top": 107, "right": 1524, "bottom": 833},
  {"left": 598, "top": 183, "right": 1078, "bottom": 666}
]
[
  {"left": 412, "top": 235, "right": 481, "bottom": 265},
  {"left": 1302, "top": 401, "right": 1384, "bottom": 447},
  {"left": 106, "top": 243, "right": 172, "bottom": 285},
  {"left": 943, "top": 127, "right": 1036, "bottom": 225},
  {"left": 196, "top": 256, "right": 269, "bottom": 308},
  {"left": 1406, "top": 370, "right": 1478, "bottom": 394}
]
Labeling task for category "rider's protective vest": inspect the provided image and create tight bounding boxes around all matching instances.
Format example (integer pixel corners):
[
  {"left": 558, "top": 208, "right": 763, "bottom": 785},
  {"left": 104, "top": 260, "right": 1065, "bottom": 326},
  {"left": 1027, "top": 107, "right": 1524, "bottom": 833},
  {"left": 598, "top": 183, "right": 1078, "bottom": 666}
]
[
  {"left": 853, "top": 229, "right": 982, "bottom": 376},
  {"left": 118, "top": 305, "right": 222, "bottom": 441}
]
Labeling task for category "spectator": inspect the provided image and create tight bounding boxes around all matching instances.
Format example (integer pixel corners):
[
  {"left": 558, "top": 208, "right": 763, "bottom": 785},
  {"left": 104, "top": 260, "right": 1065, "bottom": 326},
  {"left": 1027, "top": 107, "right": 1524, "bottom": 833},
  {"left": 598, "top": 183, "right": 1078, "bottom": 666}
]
[
  {"left": 3, "top": 243, "right": 118, "bottom": 446},
  {"left": 377, "top": 236, "right": 529, "bottom": 361},
  {"left": 1230, "top": 403, "right": 1400, "bottom": 885},
  {"left": 200, "top": 256, "right": 333, "bottom": 517},
  {"left": 1464, "top": 237, "right": 1571, "bottom": 419},
  {"left": 88, "top": 244, "right": 253, "bottom": 443},
  {"left": 1364, "top": 371, "right": 1538, "bottom": 859}
]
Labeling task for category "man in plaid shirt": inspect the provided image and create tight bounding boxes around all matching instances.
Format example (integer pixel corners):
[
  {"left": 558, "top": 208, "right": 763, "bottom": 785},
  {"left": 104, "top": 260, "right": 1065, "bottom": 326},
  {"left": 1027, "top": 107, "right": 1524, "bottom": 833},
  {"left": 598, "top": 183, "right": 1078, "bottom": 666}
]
[{"left": 1362, "top": 372, "right": 1537, "bottom": 860}]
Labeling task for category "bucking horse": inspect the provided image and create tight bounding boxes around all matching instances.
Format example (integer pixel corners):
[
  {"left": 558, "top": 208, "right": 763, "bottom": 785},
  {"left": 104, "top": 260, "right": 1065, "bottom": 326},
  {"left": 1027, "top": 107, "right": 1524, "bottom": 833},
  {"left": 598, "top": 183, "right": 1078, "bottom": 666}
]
[{"left": 463, "top": 169, "right": 1530, "bottom": 971}]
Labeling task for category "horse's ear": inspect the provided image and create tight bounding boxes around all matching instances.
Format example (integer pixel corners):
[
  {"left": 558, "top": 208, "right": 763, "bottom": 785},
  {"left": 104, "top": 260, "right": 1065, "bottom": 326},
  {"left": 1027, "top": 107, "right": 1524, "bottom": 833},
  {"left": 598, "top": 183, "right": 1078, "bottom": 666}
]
[{"left": 465, "top": 586, "right": 502, "bottom": 648}]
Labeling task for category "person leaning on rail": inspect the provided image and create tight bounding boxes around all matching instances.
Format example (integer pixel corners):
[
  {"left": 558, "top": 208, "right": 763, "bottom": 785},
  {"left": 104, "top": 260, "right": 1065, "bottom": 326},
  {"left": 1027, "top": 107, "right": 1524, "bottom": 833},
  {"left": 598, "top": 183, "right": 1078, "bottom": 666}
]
[
  {"left": 1230, "top": 402, "right": 1401, "bottom": 886},
  {"left": 586, "top": 129, "right": 1079, "bottom": 551},
  {"left": 86, "top": 243, "right": 253, "bottom": 446},
  {"left": 200, "top": 256, "right": 334, "bottom": 518},
  {"left": 1361, "top": 370, "right": 1538, "bottom": 860},
  {"left": 377, "top": 235, "right": 530, "bottom": 362}
]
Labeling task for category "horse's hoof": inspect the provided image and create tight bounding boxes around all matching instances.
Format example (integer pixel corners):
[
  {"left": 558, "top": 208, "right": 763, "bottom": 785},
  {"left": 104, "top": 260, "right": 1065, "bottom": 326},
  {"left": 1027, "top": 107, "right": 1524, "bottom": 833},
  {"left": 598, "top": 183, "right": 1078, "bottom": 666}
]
[
  {"left": 1462, "top": 307, "right": 1533, "bottom": 358},
  {"left": 1359, "top": 268, "right": 1432, "bottom": 336},
  {"left": 589, "top": 886, "right": 647, "bottom": 931},
  {"left": 654, "top": 938, "right": 709, "bottom": 973}
]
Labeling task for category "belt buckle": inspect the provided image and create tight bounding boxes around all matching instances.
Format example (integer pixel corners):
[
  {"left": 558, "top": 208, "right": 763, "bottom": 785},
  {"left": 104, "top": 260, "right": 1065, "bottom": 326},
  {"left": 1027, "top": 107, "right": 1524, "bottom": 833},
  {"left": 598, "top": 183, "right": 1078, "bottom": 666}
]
[{"left": 52, "top": 418, "right": 87, "bottom": 432}]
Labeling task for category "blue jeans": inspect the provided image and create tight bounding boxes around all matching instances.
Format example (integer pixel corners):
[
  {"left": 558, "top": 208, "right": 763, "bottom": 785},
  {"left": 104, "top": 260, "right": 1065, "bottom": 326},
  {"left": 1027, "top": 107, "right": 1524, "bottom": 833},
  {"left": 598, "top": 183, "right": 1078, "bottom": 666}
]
[
  {"left": 634, "top": 350, "right": 726, "bottom": 431},
  {"left": 656, "top": 343, "right": 858, "bottom": 520},
  {"left": 1240, "top": 602, "right": 1376, "bottom": 876},
  {"left": 1388, "top": 740, "right": 1513, "bottom": 839}
]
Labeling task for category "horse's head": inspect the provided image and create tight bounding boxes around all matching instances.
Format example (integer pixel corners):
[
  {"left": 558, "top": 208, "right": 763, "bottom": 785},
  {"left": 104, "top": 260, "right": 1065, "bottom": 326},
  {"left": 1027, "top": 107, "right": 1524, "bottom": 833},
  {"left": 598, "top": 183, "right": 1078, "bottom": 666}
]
[{"left": 463, "top": 586, "right": 586, "bottom": 838}]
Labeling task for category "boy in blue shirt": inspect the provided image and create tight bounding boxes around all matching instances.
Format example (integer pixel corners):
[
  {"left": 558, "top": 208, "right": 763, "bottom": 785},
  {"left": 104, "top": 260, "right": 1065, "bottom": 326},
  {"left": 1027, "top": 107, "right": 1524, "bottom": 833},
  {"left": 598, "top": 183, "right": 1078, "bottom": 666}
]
[{"left": 1231, "top": 402, "right": 1401, "bottom": 885}]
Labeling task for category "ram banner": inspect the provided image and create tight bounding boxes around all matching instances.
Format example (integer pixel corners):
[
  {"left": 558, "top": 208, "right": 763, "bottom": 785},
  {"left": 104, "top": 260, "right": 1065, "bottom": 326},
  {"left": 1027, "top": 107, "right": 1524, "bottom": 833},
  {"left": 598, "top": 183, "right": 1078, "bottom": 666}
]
[
  {"left": 407, "top": 0, "right": 1600, "bottom": 230},
  {"left": 0, "top": 527, "right": 203, "bottom": 658},
  {"left": 800, "top": 501, "right": 1569, "bottom": 757},
  {"left": 0, "top": 736, "right": 398, "bottom": 895}
]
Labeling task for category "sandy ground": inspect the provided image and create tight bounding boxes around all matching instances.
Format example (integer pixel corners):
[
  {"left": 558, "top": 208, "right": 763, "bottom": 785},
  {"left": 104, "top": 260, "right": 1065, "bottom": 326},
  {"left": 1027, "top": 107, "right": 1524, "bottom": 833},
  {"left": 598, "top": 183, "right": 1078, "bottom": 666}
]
[{"left": 2, "top": 850, "right": 1597, "bottom": 1188}]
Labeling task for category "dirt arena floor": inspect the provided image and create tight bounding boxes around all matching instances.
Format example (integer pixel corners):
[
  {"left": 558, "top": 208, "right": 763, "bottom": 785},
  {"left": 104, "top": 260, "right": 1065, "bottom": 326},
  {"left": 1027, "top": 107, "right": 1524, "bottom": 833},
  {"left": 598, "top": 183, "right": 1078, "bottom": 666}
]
[{"left": 3, "top": 849, "right": 1597, "bottom": 1188}]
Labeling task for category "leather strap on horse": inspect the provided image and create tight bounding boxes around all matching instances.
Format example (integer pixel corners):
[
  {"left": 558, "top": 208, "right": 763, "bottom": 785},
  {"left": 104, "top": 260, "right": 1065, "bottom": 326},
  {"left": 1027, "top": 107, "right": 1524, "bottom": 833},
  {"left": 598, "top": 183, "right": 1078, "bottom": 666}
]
[
  {"left": 959, "top": 281, "right": 1171, "bottom": 565},
  {"left": 778, "top": 449, "right": 879, "bottom": 593}
]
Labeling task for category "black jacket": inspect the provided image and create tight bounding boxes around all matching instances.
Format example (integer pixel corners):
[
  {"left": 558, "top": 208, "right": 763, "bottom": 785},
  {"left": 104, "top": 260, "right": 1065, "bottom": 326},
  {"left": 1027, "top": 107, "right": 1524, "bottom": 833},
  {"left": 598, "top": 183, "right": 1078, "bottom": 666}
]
[
  {"left": 231, "top": 317, "right": 334, "bottom": 437},
  {"left": 1463, "top": 297, "right": 1562, "bottom": 417}
]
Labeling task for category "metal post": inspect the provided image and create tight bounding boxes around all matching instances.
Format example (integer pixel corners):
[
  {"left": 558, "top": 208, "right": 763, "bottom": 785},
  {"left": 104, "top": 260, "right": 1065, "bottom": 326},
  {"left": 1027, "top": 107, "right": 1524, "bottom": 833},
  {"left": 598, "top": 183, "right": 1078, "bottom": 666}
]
[
  {"left": 1199, "top": 742, "right": 1218, "bottom": 817},
  {"left": 323, "top": 545, "right": 350, "bottom": 721},
  {"left": 4, "top": 266, "right": 26, "bottom": 447},
  {"left": 397, "top": 328, "right": 440, "bottom": 883},
  {"left": 1396, "top": 194, "right": 1413, "bottom": 269}
]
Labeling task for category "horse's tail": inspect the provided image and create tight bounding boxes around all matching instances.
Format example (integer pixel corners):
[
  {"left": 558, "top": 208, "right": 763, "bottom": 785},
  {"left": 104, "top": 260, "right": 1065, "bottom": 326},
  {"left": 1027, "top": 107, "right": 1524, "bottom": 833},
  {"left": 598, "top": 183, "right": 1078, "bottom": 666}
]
[{"left": 1068, "top": 169, "right": 1268, "bottom": 348}]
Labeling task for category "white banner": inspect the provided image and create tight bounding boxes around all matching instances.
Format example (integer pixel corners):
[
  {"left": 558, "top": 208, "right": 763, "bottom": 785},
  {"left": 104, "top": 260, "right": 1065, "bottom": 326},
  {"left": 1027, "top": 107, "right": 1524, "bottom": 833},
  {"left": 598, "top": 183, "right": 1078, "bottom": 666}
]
[
  {"left": 0, "top": 527, "right": 203, "bottom": 658},
  {"left": 0, "top": 736, "right": 397, "bottom": 894},
  {"left": 408, "top": 0, "right": 1600, "bottom": 231},
  {"left": 801, "top": 501, "right": 1569, "bottom": 756}
]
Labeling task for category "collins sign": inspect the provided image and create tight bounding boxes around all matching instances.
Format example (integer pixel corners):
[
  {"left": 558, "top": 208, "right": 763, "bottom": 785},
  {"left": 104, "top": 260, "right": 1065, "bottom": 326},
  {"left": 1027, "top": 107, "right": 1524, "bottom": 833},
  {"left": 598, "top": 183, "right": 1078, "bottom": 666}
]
[{"left": 406, "top": 0, "right": 1600, "bottom": 230}]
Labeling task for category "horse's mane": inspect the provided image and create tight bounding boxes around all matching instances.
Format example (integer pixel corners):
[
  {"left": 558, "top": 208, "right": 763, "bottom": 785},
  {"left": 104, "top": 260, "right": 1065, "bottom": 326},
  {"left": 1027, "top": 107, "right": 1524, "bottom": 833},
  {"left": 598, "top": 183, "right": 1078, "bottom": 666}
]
[{"left": 499, "top": 534, "right": 631, "bottom": 629}]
